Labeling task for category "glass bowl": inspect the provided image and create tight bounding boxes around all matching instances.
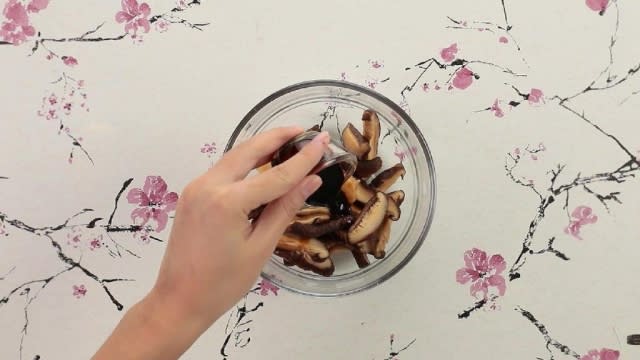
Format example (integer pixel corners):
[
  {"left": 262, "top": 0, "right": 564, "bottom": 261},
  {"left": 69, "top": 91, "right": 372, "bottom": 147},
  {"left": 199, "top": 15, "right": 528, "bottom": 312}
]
[{"left": 225, "top": 80, "right": 437, "bottom": 296}]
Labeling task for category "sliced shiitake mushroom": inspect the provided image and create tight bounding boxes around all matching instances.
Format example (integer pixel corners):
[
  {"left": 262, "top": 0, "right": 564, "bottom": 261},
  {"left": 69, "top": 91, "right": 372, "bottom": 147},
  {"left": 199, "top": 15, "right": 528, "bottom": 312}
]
[
  {"left": 351, "top": 249, "right": 371, "bottom": 268},
  {"left": 354, "top": 157, "right": 382, "bottom": 179},
  {"left": 341, "top": 177, "right": 375, "bottom": 204},
  {"left": 287, "top": 216, "right": 353, "bottom": 238},
  {"left": 350, "top": 203, "right": 362, "bottom": 218},
  {"left": 277, "top": 234, "right": 330, "bottom": 261},
  {"left": 386, "top": 197, "right": 401, "bottom": 221},
  {"left": 348, "top": 192, "right": 388, "bottom": 244},
  {"left": 343, "top": 177, "right": 400, "bottom": 220},
  {"left": 362, "top": 110, "right": 381, "bottom": 160},
  {"left": 293, "top": 206, "right": 331, "bottom": 224},
  {"left": 387, "top": 190, "right": 405, "bottom": 206},
  {"left": 275, "top": 248, "right": 335, "bottom": 276},
  {"left": 373, "top": 219, "right": 391, "bottom": 259},
  {"left": 341, "top": 123, "right": 370, "bottom": 158},
  {"left": 356, "top": 236, "right": 375, "bottom": 255},
  {"left": 370, "top": 163, "right": 406, "bottom": 192}
]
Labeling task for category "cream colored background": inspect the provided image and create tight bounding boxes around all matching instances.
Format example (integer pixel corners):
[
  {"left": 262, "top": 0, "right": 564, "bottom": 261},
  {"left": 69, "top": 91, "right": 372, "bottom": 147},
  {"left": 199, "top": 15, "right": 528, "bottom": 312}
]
[{"left": 1, "top": 0, "right": 639, "bottom": 359}]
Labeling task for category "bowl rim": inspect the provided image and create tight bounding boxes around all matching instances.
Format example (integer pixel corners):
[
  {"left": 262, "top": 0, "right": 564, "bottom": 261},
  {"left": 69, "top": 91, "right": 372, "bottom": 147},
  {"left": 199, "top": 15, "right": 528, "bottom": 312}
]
[{"left": 224, "top": 79, "right": 437, "bottom": 297}]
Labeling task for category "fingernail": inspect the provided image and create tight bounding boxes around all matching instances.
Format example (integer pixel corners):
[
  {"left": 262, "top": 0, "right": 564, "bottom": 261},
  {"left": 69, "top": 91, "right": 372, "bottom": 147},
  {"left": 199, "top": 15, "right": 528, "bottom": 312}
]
[
  {"left": 302, "top": 175, "right": 322, "bottom": 198},
  {"left": 311, "top": 131, "right": 330, "bottom": 146}
]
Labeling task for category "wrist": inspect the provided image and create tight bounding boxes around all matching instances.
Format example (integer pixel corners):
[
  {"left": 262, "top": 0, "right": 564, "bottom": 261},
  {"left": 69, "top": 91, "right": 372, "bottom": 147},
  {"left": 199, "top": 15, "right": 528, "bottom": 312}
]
[{"left": 93, "top": 289, "right": 209, "bottom": 360}]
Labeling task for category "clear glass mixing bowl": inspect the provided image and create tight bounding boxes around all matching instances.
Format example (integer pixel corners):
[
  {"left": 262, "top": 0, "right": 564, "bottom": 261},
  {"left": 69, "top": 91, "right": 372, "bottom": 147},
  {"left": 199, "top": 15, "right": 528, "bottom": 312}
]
[{"left": 225, "top": 80, "right": 436, "bottom": 296}]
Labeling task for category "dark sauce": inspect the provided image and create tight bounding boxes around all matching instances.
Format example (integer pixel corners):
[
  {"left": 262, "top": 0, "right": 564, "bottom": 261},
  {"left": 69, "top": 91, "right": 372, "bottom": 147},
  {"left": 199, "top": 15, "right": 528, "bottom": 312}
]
[
  {"left": 306, "top": 164, "right": 349, "bottom": 216},
  {"left": 272, "top": 135, "right": 350, "bottom": 217}
]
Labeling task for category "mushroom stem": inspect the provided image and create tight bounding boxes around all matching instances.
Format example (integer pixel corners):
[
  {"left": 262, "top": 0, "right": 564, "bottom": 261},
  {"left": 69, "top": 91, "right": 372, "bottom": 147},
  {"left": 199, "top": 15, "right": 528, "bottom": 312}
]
[
  {"left": 341, "top": 123, "right": 370, "bottom": 158},
  {"left": 370, "top": 163, "right": 406, "bottom": 192},
  {"left": 354, "top": 157, "right": 383, "bottom": 179},
  {"left": 287, "top": 216, "right": 353, "bottom": 239},
  {"left": 362, "top": 110, "right": 381, "bottom": 160}
]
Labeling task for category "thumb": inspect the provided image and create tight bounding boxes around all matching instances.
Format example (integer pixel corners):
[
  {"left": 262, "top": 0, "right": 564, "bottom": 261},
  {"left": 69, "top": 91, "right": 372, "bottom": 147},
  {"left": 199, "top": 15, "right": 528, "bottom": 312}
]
[{"left": 249, "top": 174, "right": 322, "bottom": 258}]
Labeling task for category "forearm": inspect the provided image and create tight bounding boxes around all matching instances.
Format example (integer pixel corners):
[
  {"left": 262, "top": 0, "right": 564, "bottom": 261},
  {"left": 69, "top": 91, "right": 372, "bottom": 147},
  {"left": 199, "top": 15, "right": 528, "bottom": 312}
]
[{"left": 92, "top": 291, "right": 207, "bottom": 360}]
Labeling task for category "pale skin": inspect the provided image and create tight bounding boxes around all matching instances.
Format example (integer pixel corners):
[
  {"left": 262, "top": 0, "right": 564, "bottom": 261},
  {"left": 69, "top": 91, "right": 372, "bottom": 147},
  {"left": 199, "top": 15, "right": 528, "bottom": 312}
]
[{"left": 92, "top": 127, "right": 330, "bottom": 360}]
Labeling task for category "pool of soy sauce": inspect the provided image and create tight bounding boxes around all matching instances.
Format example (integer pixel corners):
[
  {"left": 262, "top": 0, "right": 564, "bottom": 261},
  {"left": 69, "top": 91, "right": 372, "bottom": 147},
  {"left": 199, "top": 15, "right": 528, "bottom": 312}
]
[{"left": 306, "top": 164, "right": 350, "bottom": 216}]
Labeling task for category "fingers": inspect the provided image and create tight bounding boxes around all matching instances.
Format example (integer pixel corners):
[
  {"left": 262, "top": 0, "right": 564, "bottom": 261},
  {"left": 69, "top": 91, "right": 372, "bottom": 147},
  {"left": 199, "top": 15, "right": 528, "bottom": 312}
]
[
  {"left": 239, "top": 131, "right": 329, "bottom": 212},
  {"left": 212, "top": 126, "right": 304, "bottom": 182},
  {"left": 249, "top": 175, "right": 322, "bottom": 257}
]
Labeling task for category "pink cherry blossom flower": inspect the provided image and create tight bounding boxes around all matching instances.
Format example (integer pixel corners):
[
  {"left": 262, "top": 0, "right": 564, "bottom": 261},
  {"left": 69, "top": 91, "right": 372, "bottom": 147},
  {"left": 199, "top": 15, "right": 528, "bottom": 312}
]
[
  {"left": 564, "top": 205, "right": 598, "bottom": 240},
  {"left": 499, "top": 36, "right": 509, "bottom": 44},
  {"left": 258, "top": 279, "right": 279, "bottom": 296},
  {"left": 1, "top": 0, "right": 36, "bottom": 45},
  {"left": 176, "top": 0, "right": 188, "bottom": 9},
  {"left": 62, "top": 56, "right": 78, "bottom": 67},
  {"left": 528, "top": 88, "right": 544, "bottom": 104},
  {"left": 66, "top": 227, "right": 83, "bottom": 248},
  {"left": 155, "top": 19, "right": 169, "bottom": 32},
  {"left": 200, "top": 142, "right": 217, "bottom": 158},
  {"left": 586, "top": 0, "right": 609, "bottom": 14},
  {"left": 26, "top": 0, "right": 49, "bottom": 13},
  {"left": 422, "top": 83, "right": 429, "bottom": 92},
  {"left": 115, "top": 0, "right": 151, "bottom": 35},
  {"left": 72, "top": 284, "right": 87, "bottom": 298},
  {"left": 452, "top": 67, "right": 474, "bottom": 90},
  {"left": 491, "top": 99, "right": 504, "bottom": 118},
  {"left": 369, "top": 59, "right": 383, "bottom": 69},
  {"left": 89, "top": 235, "right": 103, "bottom": 251},
  {"left": 581, "top": 348, "right": 619, "bottom": 360},
  {"left": 394, "top": 146, "right": 418, "bottom": 162},
  {"left": 127, "top": 176, "right": 178, "bottom": 232},
  {"left": 440, "top": 43, "right": 458, "bottom": 62},
  {"left": 365, "top": 79, "right": 378, "bottom": 89},
  {"left": 531, "top": 154, "right": 538, "bottom": 160},
  {"left": 456, "top": 248, "right": 507, "bottom": 299}
]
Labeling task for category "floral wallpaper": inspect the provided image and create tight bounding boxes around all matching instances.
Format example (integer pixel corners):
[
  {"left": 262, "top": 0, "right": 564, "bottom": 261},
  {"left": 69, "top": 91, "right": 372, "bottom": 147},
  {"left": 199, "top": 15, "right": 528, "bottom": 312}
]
[{"left": 1, "top": 0, "right": 639, "bottom": 359}]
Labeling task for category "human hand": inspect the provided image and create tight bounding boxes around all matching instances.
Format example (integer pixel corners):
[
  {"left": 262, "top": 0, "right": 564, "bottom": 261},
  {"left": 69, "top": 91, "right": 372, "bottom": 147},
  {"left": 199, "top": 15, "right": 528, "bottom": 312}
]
[
  {"left": 93, "top": 127, "right": 329, "bottom": 360},
  {"left": 152, "top": 126, "right": 329, "bottom": 326}
]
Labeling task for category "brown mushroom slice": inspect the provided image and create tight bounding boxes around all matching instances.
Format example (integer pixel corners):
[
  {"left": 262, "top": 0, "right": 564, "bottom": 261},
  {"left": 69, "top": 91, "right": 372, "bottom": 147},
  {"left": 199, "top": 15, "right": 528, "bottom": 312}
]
[
  {"left": 386, "top": 197, "right": 401, "bottom": 221},
  {"left": 341, "top": 123, "right": 370, "bottom": 158},
  {"left": 293, "top": 206, "right": 331, "bottom": 224},
  {"left": 354, "top": 157, "right": 382, "bottom": 179},
  {"left": 362, "top": 110, "right": 381, "bottom": 160},
  {"left": 341, "top": 177, "right": 375, "bottom": 204},
  {"left": 387, "top": 190, "right": 405, "bottom": 206},
  {"left": 373, "top": 219, "right": 392, "bottom": 259},
  {"left": 275, "top": 248, "right": 335, "bottom": 276},
  {"left": 351, "top": 249, "right": 371, "bottom": 268},
  {"left": 356, "top": 236, "right": 376, "bottom": 255},
  {"left": 347, "top": 192, "right": 388, "bottom": 244},
  {"left": 276, "top": 234, "right": 330, "bottom": 261},
  {"left": 350, "top": 204, "right": 362, "bottom": 218},
  {"left": 287, "top": 216, "right": 353, "bottom": 238},
  {"left": 370, "top": 163, "right": 406, "bottom": 192}
]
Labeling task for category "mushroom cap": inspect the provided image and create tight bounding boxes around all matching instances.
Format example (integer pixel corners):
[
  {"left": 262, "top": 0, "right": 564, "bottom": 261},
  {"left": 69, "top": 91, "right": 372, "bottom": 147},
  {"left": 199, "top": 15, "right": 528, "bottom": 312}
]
[{"left": 348, "top": 191, "right": 388, "bottom": 244}]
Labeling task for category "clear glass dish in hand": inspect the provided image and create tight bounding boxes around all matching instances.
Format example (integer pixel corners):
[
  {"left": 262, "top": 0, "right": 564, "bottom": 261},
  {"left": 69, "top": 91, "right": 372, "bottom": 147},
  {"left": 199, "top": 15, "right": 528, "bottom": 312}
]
[{"left": 225, "top": 80, "right": 436, "bottom": 297}]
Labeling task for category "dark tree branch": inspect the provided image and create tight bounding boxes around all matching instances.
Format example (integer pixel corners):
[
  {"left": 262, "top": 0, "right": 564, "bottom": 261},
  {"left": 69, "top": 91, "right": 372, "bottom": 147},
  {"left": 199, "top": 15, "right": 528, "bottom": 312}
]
[
  {"left": 529, "top": 237, "right": 569, "bottom": 261},
  {"left": 383, "top": 336, "right": 416, "bottom": 360},
  {"left": 108, "top": 178, "right": 134, "bottom": 226},
  {"left": 516, "top": 307, "right": 581, "bottom": 359}
]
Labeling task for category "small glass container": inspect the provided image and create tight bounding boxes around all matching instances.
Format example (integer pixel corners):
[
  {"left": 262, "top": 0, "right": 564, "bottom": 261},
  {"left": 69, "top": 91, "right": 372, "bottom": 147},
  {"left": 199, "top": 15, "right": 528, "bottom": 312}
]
[{"left": 272, "top": 130, "right": 357, "bottom": 206}]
